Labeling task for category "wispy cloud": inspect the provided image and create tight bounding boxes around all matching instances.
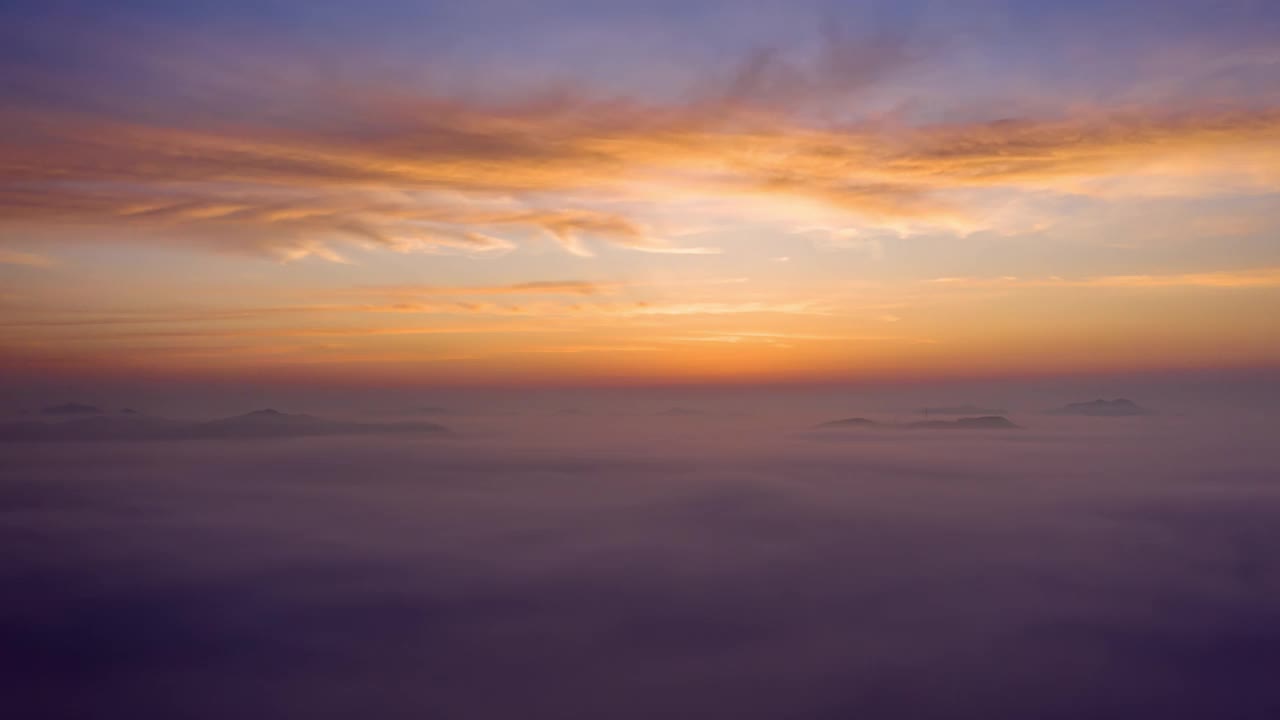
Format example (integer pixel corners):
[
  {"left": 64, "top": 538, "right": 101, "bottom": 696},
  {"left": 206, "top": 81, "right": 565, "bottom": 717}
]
[
  {"left": 928, "top": 268, "right": 1280, "bottom": 290},
  {"left": 0, "top": 250, "right": 55, "bottom": 267},
  {"left": 4, "top": 39, "right": 1280, "bottom": 262},
  {"left": 343, "top": 280, "right": 619, "bottom": 297},
  {"left": 669, "top": 331, "right": 935, "bottom": 344}
]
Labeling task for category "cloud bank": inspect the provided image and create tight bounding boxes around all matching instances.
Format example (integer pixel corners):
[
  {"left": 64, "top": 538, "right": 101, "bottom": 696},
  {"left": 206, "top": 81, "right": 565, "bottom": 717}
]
[
  {"left": 2, "top": 408, "right": 1278, "bottom": 718},
  {"left": 3, "top": 31, "right": 1280, "bottom": 262}
]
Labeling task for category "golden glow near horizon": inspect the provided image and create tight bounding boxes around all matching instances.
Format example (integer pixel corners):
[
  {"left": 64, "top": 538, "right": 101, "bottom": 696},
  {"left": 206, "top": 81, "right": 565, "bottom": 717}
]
[{"left": 3, "top": 12, "right": 1280, "bottom": 384}]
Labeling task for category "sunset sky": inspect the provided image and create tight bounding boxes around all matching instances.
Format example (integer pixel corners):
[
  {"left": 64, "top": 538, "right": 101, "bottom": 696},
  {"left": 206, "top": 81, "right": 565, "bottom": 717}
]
[{"left": 3, "top": 0, "right": 1279, "bottom": 386}]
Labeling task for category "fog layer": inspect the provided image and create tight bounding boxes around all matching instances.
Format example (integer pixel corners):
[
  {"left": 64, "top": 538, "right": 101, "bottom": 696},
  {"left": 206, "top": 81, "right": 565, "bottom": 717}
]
[{"left": 3, "top": 406, "right": 1279, "bottom": 719}]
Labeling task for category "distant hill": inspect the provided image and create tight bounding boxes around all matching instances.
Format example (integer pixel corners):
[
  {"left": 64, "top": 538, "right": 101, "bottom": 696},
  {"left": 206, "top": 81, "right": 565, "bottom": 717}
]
[
  {"left": 815, "top": 417, "right": 882, "bottom": 429},
  {"left": 1046, "top": 399, "right": 1152, "bottom": 417},
  {"left": 906, "top": 416, "right": 1019, "bottom": 430},
  {"left": 195, "top": 409, "right": 323, "bottom": 437},
  {"left": 0, "top": 408, "right": 449, "bottom": 443},
  {"left": 813, "top": 415, "right": 1018, "bottom": 431},
  {"left": 916, "top": 405, "right": 1006, "bottom": 416}
]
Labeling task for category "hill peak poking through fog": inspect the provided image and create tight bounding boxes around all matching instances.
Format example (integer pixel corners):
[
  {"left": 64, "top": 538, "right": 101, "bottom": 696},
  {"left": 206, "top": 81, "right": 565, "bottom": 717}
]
[
  {"left": 814, "top": 416, "right": 1019, "bottom": 431},
  {"left": 0, "top": 407, "right": 449, "bottom": 442},
  {"left": 815, "top": 417, "right": 882, "bottom": 429},
  {"left": 906, "top": 416, "right": 1020, "bottom": 430},
  {"left": 207, "top": 409, "right": 320, "bottom": 425}
]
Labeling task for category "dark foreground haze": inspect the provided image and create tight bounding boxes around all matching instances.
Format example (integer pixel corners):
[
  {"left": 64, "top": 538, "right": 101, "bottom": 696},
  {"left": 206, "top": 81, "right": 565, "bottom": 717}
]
[{"left": 3, "top": 383, "right": 1280, "bottom": 719}]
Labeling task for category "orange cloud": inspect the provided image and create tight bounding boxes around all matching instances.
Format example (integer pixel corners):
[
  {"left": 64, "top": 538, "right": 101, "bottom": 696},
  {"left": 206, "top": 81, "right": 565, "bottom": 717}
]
[
  {"left": 0, "top": 250, "right": 54, "bottom": 267},
  {"left": 343, "top": 280, "right": 618, "bottom": 297},
  {"left": 927, "top": 267, "right": 1280, "bottom": 290},
  {"left": 5, "top": 58, "right": 1280, "bottom": 261}
]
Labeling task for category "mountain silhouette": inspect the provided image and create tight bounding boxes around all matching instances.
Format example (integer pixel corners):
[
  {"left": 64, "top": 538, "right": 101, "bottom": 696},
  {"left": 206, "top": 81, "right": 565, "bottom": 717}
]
[
  {"left": 815, "top": 417, "right": 882, "bottom": 429},
  {"left": 0, "top": 408, "right": 448, "bottom": 443},
  {"left": 814, "top": 416, "right": 1019, "bottom": 431},
  {"left": 906, "top": 416, "right": 1019, "bottom": 430}
]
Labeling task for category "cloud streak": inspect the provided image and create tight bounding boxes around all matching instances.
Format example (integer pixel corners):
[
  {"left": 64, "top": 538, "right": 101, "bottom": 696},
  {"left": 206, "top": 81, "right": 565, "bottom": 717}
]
[
  {"left": 343, "top": 280, "right": 619, "bottom": 297},
  {"left": 928, "top": 268, "right": 1280, "bottom": 290},
  {"left": 4, "top": 41, "right": 1280, "bottom": 262},
  {"left": 0, "top": 250, "right": 54, "bottom": 267}
]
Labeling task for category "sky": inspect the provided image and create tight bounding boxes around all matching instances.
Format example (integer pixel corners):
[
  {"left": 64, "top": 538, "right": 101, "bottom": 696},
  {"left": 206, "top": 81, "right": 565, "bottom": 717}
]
[
  {"left": 5, "top": 5, "right": 1280, "bottom": 714},
  {"left": 3, "top": 0, "right": 1280, "bottom": 387}
]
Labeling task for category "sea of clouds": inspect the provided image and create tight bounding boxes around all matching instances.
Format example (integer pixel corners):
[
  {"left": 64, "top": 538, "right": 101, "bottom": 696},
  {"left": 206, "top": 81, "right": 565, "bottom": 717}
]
[{"left": 3, "top": 401, "right": 1279, "bottom": 719}]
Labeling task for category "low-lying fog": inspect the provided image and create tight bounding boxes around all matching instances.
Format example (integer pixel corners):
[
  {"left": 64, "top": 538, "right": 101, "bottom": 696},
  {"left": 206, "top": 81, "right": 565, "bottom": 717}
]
[{"left": 3, "top": 385, "right": 1279, "bottom": 719}]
